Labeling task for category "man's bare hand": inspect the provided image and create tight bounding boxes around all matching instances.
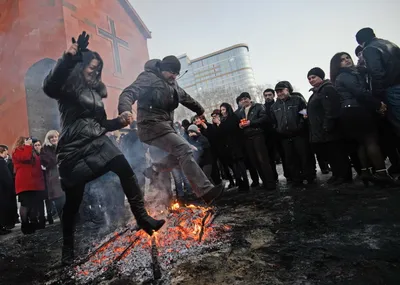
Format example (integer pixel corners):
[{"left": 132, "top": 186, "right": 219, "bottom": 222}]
[{"left": 118, "top": 111, "right": 134, "bottom": 126}]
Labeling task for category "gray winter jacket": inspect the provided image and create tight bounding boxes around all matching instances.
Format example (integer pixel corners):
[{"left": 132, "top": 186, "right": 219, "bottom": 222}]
[{"left": 118, "top": 59, "right": 204, "bottom": 142}]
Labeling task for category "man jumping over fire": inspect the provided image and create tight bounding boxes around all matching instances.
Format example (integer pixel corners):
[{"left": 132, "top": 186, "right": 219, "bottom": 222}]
[{"left": 118, "top": 56, "right": 224, "bottom": 204}]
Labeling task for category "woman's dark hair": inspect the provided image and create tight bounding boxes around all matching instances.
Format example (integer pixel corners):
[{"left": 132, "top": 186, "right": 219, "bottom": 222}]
[
  {"left": 330, "top": 52, "right": 352, "bottom": 83},
  {"left": 220, "top": 102, "right": 234, "bottom": 117},
  {"left": 63, "top": 51, "right": 105, "bottom": 96}
]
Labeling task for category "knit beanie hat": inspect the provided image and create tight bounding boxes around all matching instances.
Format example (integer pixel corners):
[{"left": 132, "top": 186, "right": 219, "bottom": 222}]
[
  {"left": 160, "top": 56, "right": 181, "bottom": 74},
  {"left": 307, "top": 67, "right": 325, "bottom": 80},
  {"left": 275, "top": 81, "right": 292, "bottom": 91},
  {"left": 356, "top": 28, "right": 376, "bottom": 45},
  {"left": 188, "top": 124, "right": 199, "bottom": 133},
  {"left": 238, "top": 92, "right": 251, "bottom": 101}
]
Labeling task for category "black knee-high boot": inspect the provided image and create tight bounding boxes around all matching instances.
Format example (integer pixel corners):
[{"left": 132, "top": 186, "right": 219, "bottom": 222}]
[
  {"left": 120, "top": 174, "right": 165, "bottom": 235},
  {"left": 109, "top": 155, "right": 165, "bottom": 235}
]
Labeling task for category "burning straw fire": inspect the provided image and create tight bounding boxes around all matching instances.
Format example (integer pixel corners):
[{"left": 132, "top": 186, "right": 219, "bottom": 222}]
[{"left": 72, "top": 202, "right": 231, "bottom": 284}]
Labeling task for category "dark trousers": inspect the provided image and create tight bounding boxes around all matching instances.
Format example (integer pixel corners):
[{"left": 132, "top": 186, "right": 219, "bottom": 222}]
[
  {"left": 147, "top": 132, "right": 213, "bottom": 196},
  {"left": 386, "top": 84, "right": 400, "bottom": 137},
  {"left": 244, "top": 134, "right": 275, "bottom": 186},
  {"left": 276, "top": 138, "right": 290, "bottom": 179},
  {"left": 211, "top": 154, "right": 222, "bottom": 185},
  {"left": 231, "top": 159, "right": 249, "bottom": 190},
  {"left": 244, "top": 156, "right": 260, "bottom": 185},
  {"left": 172, "top": 168, "right": 192, "bottom": 197},
  {"left": 315, "top": 151, "right": 330, "bottom": 172},
  {"left": 265, "top": 134, "right": 279, "bottom": 181},
  {"left": 62, "top": 155, "right": 142, "bottom": 245},
  {"left": 313, "top": 141, "right": 351, "bottom": 179},
  {"left": 282, "top": 136, "right": 316, "bottom": 182},
  {"left": 219, "top": 158, "right": 235, "bottom": 185},
  {"left": 378, "top": 117, "right": 400, "bottom": 168}
]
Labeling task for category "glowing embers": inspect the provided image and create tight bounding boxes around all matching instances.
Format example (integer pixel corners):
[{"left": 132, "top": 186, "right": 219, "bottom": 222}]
[{"left": 73, "top": 203, "right": 230, "bottom": 284}]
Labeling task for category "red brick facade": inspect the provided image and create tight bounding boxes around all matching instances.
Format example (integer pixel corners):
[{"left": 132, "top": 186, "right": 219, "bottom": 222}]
[{"left": 0, "top": 0, "right": 150, "bottom": 147}]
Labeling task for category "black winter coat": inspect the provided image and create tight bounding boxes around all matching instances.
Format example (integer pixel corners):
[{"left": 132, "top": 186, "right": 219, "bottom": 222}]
[
  {"left": 217, "top": 114, "right": 244, "bottom": 162},
  {"left": 335, "top": 68, "right": 381, "bottom": 111},
  {"left": 363, "top": 38, "right": 400, "bottom": 99},
  {"left": 43, "top": 53, "right": 126, "bottom": 188},
  {"left": 307, "top": 80, "right": 341, "bottom": 143},
  {"left": 0, "top": 157, "right": 15, "bottom": 226},
  {"left": 118, "top": 59, "right": 204, "bottom": 143},
  {"left": 270, "top": 95, "right": 307, "bottom": 137},
  {"left": 237, "top": 102, "right": 267, "bottom": 138}
]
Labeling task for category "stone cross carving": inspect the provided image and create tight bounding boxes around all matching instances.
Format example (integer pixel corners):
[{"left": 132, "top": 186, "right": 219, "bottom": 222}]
[{"left": 98, "top": 17, "right": 129, "bottom": 74}]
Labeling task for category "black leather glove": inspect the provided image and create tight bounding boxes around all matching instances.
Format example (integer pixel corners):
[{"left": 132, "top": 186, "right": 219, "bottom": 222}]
[{"left": 72, "top": 31, "right": 90, "bottom": 52}]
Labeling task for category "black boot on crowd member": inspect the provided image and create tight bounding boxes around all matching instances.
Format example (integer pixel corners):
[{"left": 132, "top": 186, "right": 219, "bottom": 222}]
[
  {"left": 372, "top": 170, "right": 399, "bottom": 186},
  {"left": 326, "top": 176, "right": 337, "bottom": 184},
  {"left": 47, "top": 215, "right": 54, "bottom": 225},
  {"left": 37, "top": 217, "right": 46, "bottom": 230},
  {"left": 238, "top": 180, "right": 250, "bottom": 192},
  {"left": 332, "top": 177, "right": 348, "bottom": 186},
  {"left": 388, "top": 164, "right": 400, "bottom": 176},
  {"left": 264, "top": 183, "right": 277, "bottom": 191},
  {"left": 0, "top": 227, "right": 12, "bottom": 235},
  {"left": 62, "top": 236, "right": 74, "bottom": 266},
  {"left": 21, "top": 223, "right": 36, "bottom": 235},
  {"left": 360, "top": 168, "right": 373, "bottom": 187}
]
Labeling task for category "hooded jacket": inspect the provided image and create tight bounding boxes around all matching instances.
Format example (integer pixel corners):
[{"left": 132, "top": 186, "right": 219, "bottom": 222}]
[{"left": 118, "top": 59, "right": 204, "bottom": 143}]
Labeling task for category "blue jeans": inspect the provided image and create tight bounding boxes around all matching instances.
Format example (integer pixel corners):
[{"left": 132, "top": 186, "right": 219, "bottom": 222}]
[
  {"left": 386, "top": 84, "right": 400, "bottom": 136},
  {"left": 171, "top": 168, "right": 193, "bottom": 197}
]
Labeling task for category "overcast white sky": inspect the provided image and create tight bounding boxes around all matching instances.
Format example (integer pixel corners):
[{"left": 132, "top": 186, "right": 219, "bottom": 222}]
[{"left": 131, "top": 0, "right": 400, "bottom": 99}]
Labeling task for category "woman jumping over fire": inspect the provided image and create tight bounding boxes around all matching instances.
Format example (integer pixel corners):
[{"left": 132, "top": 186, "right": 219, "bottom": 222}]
[{"left": 43, "top": 32, "right": 165, "bottom": 265}]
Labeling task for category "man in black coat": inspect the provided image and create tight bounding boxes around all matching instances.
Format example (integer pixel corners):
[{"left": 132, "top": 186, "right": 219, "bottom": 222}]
[
  {"left": 263, "top": 89, "right": 280, "bottom": 181},
  {"left": 271, "top": 81, "right": 316, "bottom": 185},
  {"left": 235, "top": 95, "right": 260, "bottom": 187},
  {"left": 356, "top": 27, "right": 400, "bottom": 136},
  {"left": 118, "top": 56, "right": 223, "bottom": 204},
  {"left": 237, "top": 92, "right": 276, "bottom": 190}
]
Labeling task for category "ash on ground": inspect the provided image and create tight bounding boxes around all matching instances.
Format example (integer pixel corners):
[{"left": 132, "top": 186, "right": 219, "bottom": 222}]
[{"left": 1, "top": 168, "right": 400, "bottom": 285}]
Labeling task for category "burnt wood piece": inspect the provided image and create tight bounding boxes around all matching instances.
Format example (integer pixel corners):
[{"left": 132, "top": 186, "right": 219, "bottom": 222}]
[
  {"left": 198, "top": 209, "right": 214, "bottom": 242},
  {"left": 151, "top": 236, "right": 162, "bottom": 280},
  {"left": 74, "top": 226, "right": 138, "bottom": 266}
]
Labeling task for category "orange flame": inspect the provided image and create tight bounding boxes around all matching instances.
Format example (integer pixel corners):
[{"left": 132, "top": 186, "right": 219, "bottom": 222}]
[{"left": 77, "top": 202, "right": 227, "bottom": 278}]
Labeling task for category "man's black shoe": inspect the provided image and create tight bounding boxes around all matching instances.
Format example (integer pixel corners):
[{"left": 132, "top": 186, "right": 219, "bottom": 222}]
[{"left": 201, "top": 184, "right": 224, "bottom": 205}]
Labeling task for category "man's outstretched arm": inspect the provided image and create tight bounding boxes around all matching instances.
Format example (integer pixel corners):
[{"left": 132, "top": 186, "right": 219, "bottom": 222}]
[
  {"left": 118, "top": 74, "right": 149, "bottom": 114},
  {"left": 178, "top": 88, "right": 205, "bottom": 116}
]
